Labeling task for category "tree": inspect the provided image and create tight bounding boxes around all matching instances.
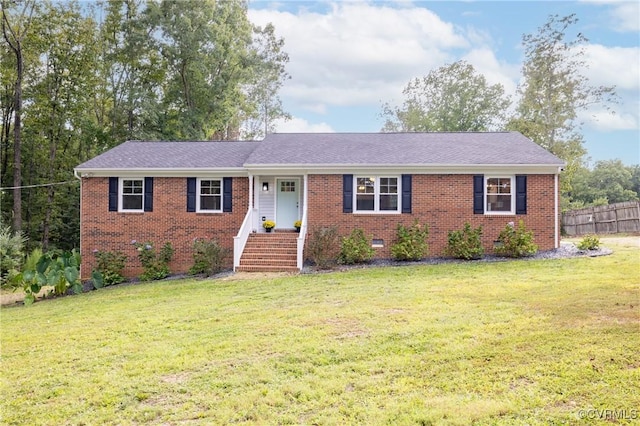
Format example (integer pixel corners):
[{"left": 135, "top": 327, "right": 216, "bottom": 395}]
[
  {"left": 565, "top": 160, "right": 638, "bottom": 209},
  {"left": 1, "top": 0, "right": 36, "bottom": 231},
  {"left": 508, "top": 14, "right": 617, "bottom": 194},
  {"left": 381, "top": 61, "right": 511, "bottom": 132}
]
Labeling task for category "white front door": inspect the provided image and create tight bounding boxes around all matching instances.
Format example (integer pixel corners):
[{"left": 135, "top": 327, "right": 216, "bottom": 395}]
[{"left": 276, "top": 179, "right": 300, "bottom": 229}]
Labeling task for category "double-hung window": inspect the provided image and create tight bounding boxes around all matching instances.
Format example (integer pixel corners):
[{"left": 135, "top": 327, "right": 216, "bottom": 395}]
[
  {"left": 197, "top": 179, "right": 222, "bottom": 212},
  {"left": 485, "top": 176, "right": 514, "bottom": 214},
  {"left": 355, "top": 176, "right": 400, "bottom": 213},
  {"left": 120, "top": 178, "right": 144, "bottom": 212}
]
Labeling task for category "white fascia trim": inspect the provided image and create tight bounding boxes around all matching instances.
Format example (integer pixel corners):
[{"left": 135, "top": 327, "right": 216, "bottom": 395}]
[
  {"left": 74, "top": 168, "right": 249, "bottom": 178},
  {"left": 244, "top": 164, "right": 565, "bottom": 175}
]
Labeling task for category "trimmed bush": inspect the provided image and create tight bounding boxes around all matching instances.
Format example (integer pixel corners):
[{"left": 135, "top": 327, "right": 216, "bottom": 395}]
[
  {"left": 190, "top": 238, "right": 229, "bottom": 276},
  {"left": 339, "top": 228, "right": 375, "bottom": 265},
  {"left": 446, "top": 222, "right": 484, "bottom": 260},
  {"left": 577, "top": 235, "right": 600, "bottom": 251},
  {"left": 307, "top": 226, "right": 339, "bottom": 269},
  {"left": 391, "top": 220, "right": 429, "bottom": 261},
  {"left": 494, "top": 220, "right": 538, "bottom": 258},
  {"left": 132, "top": 241, "right": 174, "bottom": 281},
  {"left": 92, "top": 250, "right": 127, "bottom": 286}
]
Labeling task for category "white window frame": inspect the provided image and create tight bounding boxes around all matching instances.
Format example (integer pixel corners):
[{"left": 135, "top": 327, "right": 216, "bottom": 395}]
[
  {"left": 354, "top": 175, "right": 401, "bottom": 214},
  {"left": 196, "top": 178, "right": 223, "bottom": 213},
  {"left": 485, "top": 176, "right": 515, "bottom": 215},
  {"left": 119, "top": 178, "right": 144, "bottom": 212}
]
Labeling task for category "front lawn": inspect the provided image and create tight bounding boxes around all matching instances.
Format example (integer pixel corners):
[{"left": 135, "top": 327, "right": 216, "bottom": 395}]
[{"left": 1, "top": 243, "right": 638, "bottom": 425}]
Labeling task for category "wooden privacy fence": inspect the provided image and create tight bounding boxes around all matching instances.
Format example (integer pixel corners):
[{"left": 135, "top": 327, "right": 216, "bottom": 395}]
[{"left": 562, "top": 201, "right": 640, "bottom": 236}]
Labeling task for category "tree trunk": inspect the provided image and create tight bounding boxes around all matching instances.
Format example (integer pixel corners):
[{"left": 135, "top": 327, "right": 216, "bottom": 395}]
[{"left": 12, "top": 47, "right": 22, "bottom": 231}]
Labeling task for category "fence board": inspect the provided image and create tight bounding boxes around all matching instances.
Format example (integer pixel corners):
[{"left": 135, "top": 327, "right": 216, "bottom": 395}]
[{"left": 562, "top": 201, "right": 640, "bottom": 236}]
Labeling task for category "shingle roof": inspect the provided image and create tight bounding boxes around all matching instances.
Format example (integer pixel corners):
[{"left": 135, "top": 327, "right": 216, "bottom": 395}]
[
  {"left": 75, "top": 132, "right": 564, "bottom": 173},
  {"left": 244, "top": 132, "right": 564, "bottom": 166},
  {"left": 76, "top": 140, "right": 259, "bottom": 170}
]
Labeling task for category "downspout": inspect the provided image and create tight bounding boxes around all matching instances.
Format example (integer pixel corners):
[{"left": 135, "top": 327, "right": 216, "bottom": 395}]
[{"left": 74, "top": 169, "right": 84, "bottom": 278}]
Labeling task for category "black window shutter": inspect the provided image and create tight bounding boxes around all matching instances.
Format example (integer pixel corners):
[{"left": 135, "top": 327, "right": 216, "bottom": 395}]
[
  {"left": 144, "top": 177, "right": 153, "bottom": 212},
  {"left": 515, "top": 175, "right": 527, "bottom": 214},
  {"left": 187, "top": 178, "right": 196, "bottom": 212},
  {"left": 473, "top": 175, "right": 484, "bottom": 214},
  {"left": 108, "top": 177, "right": 118, "bottom": 212},
  {"left": 223, "top": 177, "right": 232, "bottom": 212},
  {"left": 401, "top": 174, "right": 412, "bottom": 213},
  {"left": 343, "top": 174, "right": 353, "bottom": 213}
]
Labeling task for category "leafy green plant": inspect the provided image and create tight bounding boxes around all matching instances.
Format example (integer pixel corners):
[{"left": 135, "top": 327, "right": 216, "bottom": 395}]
[
  {"left": 307, "top": 226, "right": 339, "bottom": 269},
  {"left": 391, "top": 220, "right": 429, "bottom": 261},
  {"left": 338, "top": 228, "right": 375, "bottom": 265},
  {"left": 92, "top": 250, "right": 127, "bottom": 287},
  {"left": 445, "top": 222, "right": 484, "bottom": 260},
  {"left": 132, "top": 241, "right": 174, "bottom": 281},
  {"left": 577, "top": 234, "right": 600, "bottom": 250},
  {"left": 16, "top": 249, "right": 82, "bottom": 305},
  {"left": 0, "top": 225, "right": 27, "bottom": 288},
  {"left": 189, "top": 238, "right": 229, "bottom": 276},
  {"left": 494, "top": 220, "right": 538, "bottom": 258}
]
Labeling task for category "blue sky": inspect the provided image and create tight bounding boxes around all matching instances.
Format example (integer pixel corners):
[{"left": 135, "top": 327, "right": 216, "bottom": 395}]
[{"left": 248, "top": 1, "right": 640, "bottom": 166}]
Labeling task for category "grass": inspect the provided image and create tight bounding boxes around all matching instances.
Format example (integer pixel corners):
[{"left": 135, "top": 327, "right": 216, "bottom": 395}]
[{"left": 1, "top": 243, "right": 638, "bottom": 425}]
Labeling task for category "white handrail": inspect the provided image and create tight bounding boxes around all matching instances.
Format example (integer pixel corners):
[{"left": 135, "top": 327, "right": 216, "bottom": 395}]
[
  {"left": 233, "top": 207, "right": 254, "bottom": 271},
  {"left": 296, "top": 175, "right": 309, "bottom": 270},
  {"left": 296, "top": 208, "right": 307, "bottom": 270}
]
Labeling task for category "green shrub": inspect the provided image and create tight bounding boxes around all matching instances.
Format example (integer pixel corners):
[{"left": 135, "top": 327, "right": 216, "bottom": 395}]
[
  {"left": 17, "top": 249, "right": 82, "bottom": 305},
  {"left": 307, "top": 226, "right": 339, "bottom": 269},
  {"left": 92, "top": 250, "right": 127, "bottom": 287},
  {"left": 0, "top": 225, "right": 27, "bottom": 288},
  {"left": 494, "top": 221, "right": 538, "bottom": 258},
  {"left": 577, "top": 234, "right": 600, "bottom": 250},
  {"left": 189, "top": 238, "right": 229, "bottom": 276},
  {"left": 339, "top": 228, "right": 375, "bottom": 265},
  {"left": 390, "top": 220, "right": 429, "bottom": 261},
  {"left": 132, "top": 241, "right": 174, "bottom": 281},
  {"left": 446, "top": 222, "right": 484, "bottom": 260}
]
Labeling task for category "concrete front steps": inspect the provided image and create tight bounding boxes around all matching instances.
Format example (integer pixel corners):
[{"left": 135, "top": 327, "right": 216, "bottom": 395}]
[{"left": 236, "top": 231, "right": 299, "bottom": 272}]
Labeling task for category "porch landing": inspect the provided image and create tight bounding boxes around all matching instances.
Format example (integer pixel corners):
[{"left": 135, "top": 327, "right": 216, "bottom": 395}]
[{"left": 236, "top": 231, "right": 299, "bottom": 272}]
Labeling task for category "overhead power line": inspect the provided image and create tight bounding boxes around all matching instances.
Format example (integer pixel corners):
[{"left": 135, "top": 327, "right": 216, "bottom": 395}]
[{"left": 0, "top": 180, "right": 79, "bottom": 191}]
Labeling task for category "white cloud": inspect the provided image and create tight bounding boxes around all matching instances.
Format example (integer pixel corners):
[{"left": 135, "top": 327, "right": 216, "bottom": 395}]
[
  {"left": 249, "top": 2, "right": 471, "bottom": 109},
  {"left": 609, "top": 1, "right": 640, "bottom": 32},
  {"left": 580, "top": 108, "right": 639, "bottom": 131},
  {"left": 581, "top": 0, "right": 640, "bottom": 32},
  {"left": 581, "top": 44, "right": 640, "bottom": 91},
  {"left": 462, "top": 48, "right": 520, "bottom": 97},
  {"left": 273, "top": 116, "right": 335, "bottom": 133}
]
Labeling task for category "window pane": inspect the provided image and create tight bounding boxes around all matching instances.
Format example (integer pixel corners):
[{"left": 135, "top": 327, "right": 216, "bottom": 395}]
[
  {"left": 357, "top": 177, "right": 375, "bottom": 194},
  {"left": 356, "top": 194, "right": 374, "bottom": 210},
  {"left": 201, "top": 195, "right": 221, "bottom": 211},
  {"left": 380, "top": 194, "right": 398, "bottom": 210},
  {"left": 487, "top": 194, "right": 511, "bottom": 212},
  {"left": 380, "top": 177, "right": 398, "bottom": 194},
  {"left": 123, "top": 179, "right": 143, "bottom": 195},
  {"left": 200, "top": 180, "right": 221, "bottom": 195},
  {"left": 486, "top": 178, "right": 499, "bottom": 194},
  {"left": 123, "top": 194, "right": 143, "bottom": 210}
]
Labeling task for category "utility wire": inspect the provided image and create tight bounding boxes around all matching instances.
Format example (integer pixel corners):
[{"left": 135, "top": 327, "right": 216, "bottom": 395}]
[{"left": 0, "top": 180, "right": 79, "bottom": 190}]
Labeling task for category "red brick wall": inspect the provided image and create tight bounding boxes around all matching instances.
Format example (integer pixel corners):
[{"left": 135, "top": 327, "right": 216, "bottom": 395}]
[
  {"left": 80, "top": 176, "right": 248, "bottom": 279},
  {"left": 306, "top": 174, "right": 558, "bottom": 259}
]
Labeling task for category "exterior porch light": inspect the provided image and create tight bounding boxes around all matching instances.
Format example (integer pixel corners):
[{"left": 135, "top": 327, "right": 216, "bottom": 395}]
[{"left": 262, "top": 182, "right": 269, "bottom": 192}]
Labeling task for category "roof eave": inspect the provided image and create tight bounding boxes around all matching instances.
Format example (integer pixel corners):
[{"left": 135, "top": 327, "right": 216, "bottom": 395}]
[
  {"left": 73, "top": 167, "right": 249, "bottom": 178},
  {"left": 244, "top": 163, "right": 565, "bottom": 175}
]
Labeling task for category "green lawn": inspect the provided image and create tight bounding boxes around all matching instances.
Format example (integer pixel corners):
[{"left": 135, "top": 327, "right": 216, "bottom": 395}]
[{"left": 1, "top": 243, "right": 638, "bottom": 425}]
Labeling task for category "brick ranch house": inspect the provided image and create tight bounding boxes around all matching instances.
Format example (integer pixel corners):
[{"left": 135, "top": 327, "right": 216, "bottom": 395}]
[{"left": 74, "top": 132, "right": 564, "bottom": 278}]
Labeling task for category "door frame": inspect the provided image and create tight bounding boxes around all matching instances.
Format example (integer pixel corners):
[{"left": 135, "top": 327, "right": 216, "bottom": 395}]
[{"left": 274, "top": 177, "right": 301, "bottom": 229}]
